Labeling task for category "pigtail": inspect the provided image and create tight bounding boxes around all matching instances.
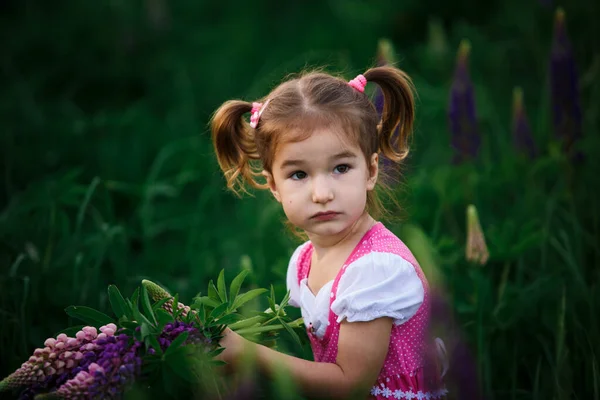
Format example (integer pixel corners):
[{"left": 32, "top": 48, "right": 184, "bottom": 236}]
[
  {"left": 363, "top": 66, "right": 415, "bottom": 162},
  {"left": 211, "top": 100, "right": 263, "bottom": 195}
]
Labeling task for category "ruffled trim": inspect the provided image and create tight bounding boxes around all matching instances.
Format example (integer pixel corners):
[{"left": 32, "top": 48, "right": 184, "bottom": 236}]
[
  {"left": 336, "top": 308, "right": 408, "bottom": 325},
  {"left": 370, "top": 384, "right": 448, "bottom": 399}
]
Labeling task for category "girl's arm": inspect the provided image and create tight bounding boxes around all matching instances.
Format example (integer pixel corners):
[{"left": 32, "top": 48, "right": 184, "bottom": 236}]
[{"left": 220, "top": 317, "right": 393, "bottom": 399}]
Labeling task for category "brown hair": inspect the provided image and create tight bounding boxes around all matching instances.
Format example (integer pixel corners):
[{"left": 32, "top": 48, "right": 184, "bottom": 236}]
[{"left": 211, "top": 65, "right": 415, "bottom": 219}]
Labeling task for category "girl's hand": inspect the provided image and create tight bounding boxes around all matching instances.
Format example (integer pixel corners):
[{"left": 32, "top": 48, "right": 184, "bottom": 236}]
[{"left": 216, "top": 327, "right": 251, "bottom": 372}]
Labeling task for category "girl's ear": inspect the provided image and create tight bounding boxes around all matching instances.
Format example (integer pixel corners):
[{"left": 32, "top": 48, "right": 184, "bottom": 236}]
[
  {"left": 367, "top": 153, "right": 379, "bottom": 190},
  {"left": 262, "top": 170, "right": 282, "bottom": 202}
]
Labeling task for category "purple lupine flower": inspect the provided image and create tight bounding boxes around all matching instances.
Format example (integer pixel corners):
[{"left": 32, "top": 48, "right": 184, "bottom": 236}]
[
  {"left": 448, "top": 40, "right": 481, "bottom": 163},
  {"left": 0, "top": 328, "right": 98, "bottom": 396},
  {"left": 160, "top": 321, "right": 207, "bottom": 350},
  {"left": 53, "top": 333, "right": 142, "bottom": 399},
  {"left": 373, "top": 39, "right": 401, "bottom": 184},
  {"left": 549, "top": 8, "right": 583, "bottom": 160},
  {"left": 512, "top": 87, "right": 538, "bottom": 159},
  {"left": 3, "top": 324, "right": 125, "bottom": 400}
]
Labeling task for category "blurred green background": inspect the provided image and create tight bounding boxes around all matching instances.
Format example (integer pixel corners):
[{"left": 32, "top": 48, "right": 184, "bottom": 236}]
[{"left": 1, "top": 0, "right": 599, "bottom": 398}]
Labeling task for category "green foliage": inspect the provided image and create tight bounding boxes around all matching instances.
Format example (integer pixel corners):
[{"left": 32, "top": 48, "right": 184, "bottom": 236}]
[{"left": 1, "top": 0, "right": 599, "bottom": 399}]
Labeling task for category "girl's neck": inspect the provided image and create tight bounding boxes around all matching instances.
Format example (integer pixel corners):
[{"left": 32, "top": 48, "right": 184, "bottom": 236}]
[{"left": 307, "top": 212, "right": 376, "bottom": 260}]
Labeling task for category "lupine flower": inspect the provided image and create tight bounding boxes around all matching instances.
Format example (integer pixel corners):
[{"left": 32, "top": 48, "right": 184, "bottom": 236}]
[
  {"left": 160, "top": 321, "right": 209, "bottom": 349},
  {"left": 512, "top": 87, "right": 538, "bottom": 159},
  {"left": 549, "top": 8, "right": 583, "bottom": 160},
  {"left": 143, "top": 279, "right": 192, "bottom": 318},
  {"left": 0, "top": 328, "right": 97, "bottom": 394},
  {"left": 448, "top": 40, "right": 481, "bottom": 163},
  {"left": 374, "top": 39, "right": 401, "bottom": 183},
  {"left": 466, "top": 205, "right": 489, "bottom": 265},
  {"left": 50, "top": 331, "right": 142, "bottom": 399}
]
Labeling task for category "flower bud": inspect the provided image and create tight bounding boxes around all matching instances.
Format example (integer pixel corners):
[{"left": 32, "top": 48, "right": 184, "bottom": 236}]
[{"left": 466, "top": 205, "right": 489, "bottom": 265}]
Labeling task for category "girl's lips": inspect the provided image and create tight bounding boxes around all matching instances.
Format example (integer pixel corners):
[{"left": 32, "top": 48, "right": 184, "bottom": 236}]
[{"left": 312, "top": 212, "right": 340, "bottom": 221}]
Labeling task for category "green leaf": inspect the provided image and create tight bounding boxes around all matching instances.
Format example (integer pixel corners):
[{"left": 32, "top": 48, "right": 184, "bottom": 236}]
[
  {"left": 132, "top": 302, "right": 154, "bottom": 327},
  {"left": 120, "top": 321, "right": 139, "bottom": 331},
  {"left": 280, "top": 319, "right": 302, "bottom": 348},
  {"left": 156, "top": 309, "right": 173, "bottom": 325},
  {"left": 196, "top": 304, "right": 206, "bottom": 325},
  {"left": 231, "top": 289, "right": 268, "bottom": 311},
  {"left": 153, "top": 297, "right": 171, "bottom": 312},
  {"left": 141, "top": 285, "right": 158, "bottom": 325},
  {"left": 268, "top": 285, "right": 276, "bottom": 312},
  {"left": 65, "top": 306, "right": 115, "bottom": 326},
  {"left": 217, "top": 270, "right": 227, "bottom": 303},
  {"left": 165, "top": 345, "right": 205, "bottom": 383},
  {"left": 145, "top": 334, "right": 163, "bottom": 356},
  {"left": 108, "top": 285, "right": 131, "bottom": 320},
  {"left": 207, "top": 346, "right": 225, "bottom": 358},
  {"left": 207, "top": 281, "right": 219, "bottom": 301},
  {"left": 209, "top": 302, "right": 229, "bottom": 320},
  {"left": 164, "top": 331, "right": 189, "bottom": 357},
  {"left": 279, "top": 290, "right": 291, "bottom": 309},
  {"left": 215, "top": 313, "right": 243, "bottom": 326},
  {"left": 130, "top": 287, "right": 140, "bottom": 307},
  {"left": 192, "top": 296, "right": 220, "bottom": 309},
  {"left": 228, "top": 269, "right": 249, "bottom": 307},
  {"left": 172, "top": 294, "right": 181, "bottom": 319}
]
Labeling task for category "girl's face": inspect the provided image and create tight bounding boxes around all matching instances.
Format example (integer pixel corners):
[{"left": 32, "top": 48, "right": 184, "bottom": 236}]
[{"left": 264, "top": 128, "right": 378, "bottom": 239}]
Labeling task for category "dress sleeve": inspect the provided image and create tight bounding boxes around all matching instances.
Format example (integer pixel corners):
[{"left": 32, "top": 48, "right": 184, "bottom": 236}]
[
  {"left": 285, "top": 242, "right": 308, "bottom": 308},
  {"left": 331, "top": 251, "right": 424, "bottom": 324}
]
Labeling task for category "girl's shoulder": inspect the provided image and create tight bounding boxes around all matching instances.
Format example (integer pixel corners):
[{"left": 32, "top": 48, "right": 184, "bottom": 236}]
[{"left": 351, "top": 222, "right": 419, "bottom": 267}]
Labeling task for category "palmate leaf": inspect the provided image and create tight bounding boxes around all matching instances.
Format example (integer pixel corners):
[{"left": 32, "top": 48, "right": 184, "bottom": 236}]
[
  {"left": 65, "top": 306, "right": 115, "bottom": 326},
  {"left": 164, "top": 331, "right": 189, "bottom": 357}
]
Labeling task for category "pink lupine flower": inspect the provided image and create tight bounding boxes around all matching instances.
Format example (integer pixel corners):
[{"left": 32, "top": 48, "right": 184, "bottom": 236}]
[
  {"left": 0, "top": 325, "right": 115, "bottom": 396},
  {"left": 466, "top": 205, "right": 489, "bottom": 265}
]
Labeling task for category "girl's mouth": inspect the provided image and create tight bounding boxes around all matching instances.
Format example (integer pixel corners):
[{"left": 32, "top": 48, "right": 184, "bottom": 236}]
[{"left": 311, "top": 211, "right": 340, "bottom": 221}]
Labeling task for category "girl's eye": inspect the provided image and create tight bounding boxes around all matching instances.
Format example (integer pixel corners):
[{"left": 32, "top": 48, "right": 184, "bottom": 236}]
[
  {"left": 290, "top": 171, "right": 307, "bottom": 180},
  {"left": 334, "top": 164, "right": 350, "bottom": 174}
]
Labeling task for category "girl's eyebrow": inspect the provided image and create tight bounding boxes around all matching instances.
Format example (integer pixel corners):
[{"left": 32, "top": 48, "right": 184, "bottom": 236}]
[
  {"left": 280, "top": 159, "right": 305, "bottom": 169},
  {"left": 331, "top": 150, "right": 358, "bottom": 160},
  {"left": 280, "top": 151, "right": 358, "bottom": 169}
]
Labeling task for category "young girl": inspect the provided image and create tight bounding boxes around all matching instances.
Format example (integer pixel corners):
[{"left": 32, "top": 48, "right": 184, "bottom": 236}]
[{"left": 210, "top": 66, "right": 447, "bottom": 399}]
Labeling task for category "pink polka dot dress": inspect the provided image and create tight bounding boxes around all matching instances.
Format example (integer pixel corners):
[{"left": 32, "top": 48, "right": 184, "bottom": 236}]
[{"left": 286, "top": 222, "right": 448, "bottom": 399}]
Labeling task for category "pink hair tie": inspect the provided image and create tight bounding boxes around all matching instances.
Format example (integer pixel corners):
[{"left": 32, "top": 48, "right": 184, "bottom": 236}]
[
  {"left": 348, "top": 74, "right": 367, "bottom": 93},
  {"left": 249, "top": 99, "right": 271, "bottom": 128}
]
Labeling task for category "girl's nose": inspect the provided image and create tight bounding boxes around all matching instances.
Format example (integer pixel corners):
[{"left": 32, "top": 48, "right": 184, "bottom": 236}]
[{"left": 311, "top": 176, "right": 334, "bottom": 204}]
